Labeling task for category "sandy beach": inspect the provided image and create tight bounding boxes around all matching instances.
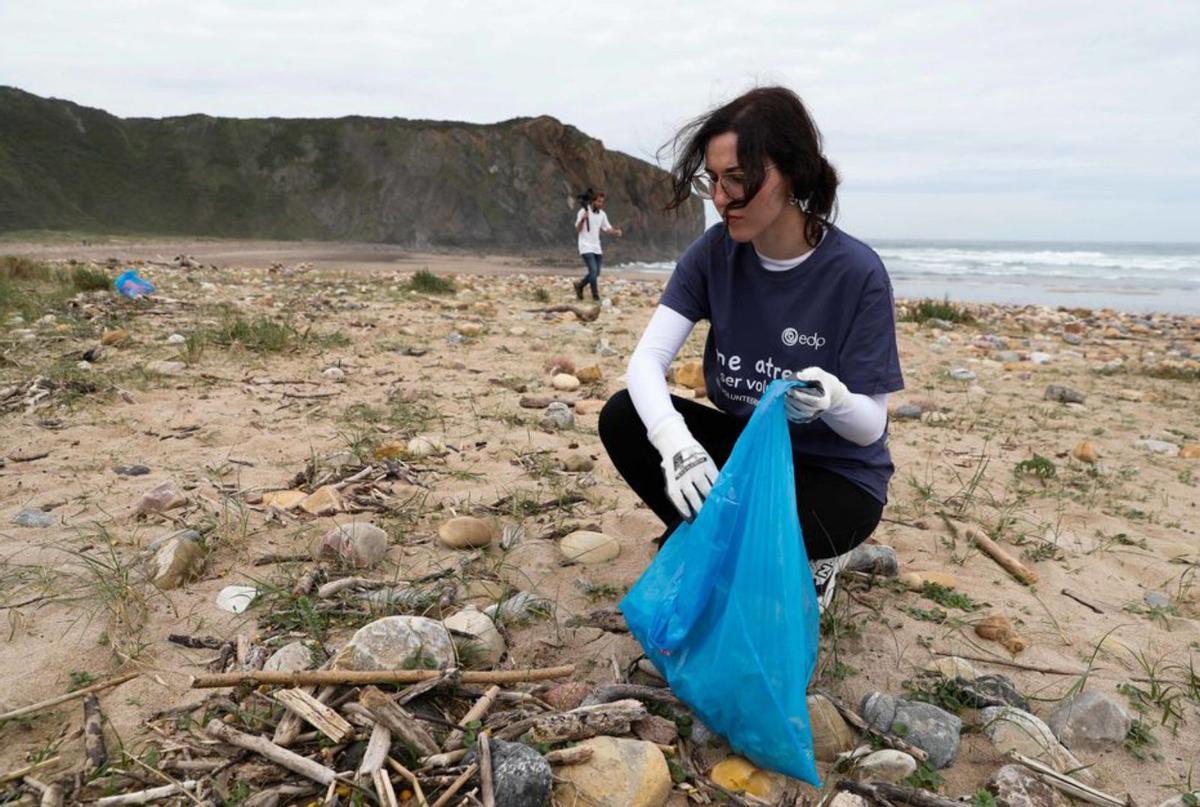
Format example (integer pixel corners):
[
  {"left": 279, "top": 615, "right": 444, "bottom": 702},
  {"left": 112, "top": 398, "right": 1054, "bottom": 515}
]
[{"left": 2, "top": 240, "right": 1199, "bottom": 804}]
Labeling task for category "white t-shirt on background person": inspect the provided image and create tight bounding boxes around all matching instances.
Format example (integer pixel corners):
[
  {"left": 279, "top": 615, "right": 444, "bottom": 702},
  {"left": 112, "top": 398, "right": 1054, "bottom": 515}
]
[{"left": 576, "top": 207, "right": 611, "bottom": 254}]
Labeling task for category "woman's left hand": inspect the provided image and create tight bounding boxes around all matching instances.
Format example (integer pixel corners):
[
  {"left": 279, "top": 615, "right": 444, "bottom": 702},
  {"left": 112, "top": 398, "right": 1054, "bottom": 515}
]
[{"left": 785, "top": 367, "right": 848, "bottom": 424}]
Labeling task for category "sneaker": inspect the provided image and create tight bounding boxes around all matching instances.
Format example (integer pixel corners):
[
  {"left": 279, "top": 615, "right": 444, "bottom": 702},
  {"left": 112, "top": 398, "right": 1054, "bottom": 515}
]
[{"left": 810, "top": 551, "right": 853, "bottom": 614}]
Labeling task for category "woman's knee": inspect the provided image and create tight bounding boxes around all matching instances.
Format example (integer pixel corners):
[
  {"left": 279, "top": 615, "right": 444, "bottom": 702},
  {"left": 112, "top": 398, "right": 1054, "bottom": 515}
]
[{"left": 598, "top": 389, "right": 636, "bottom": 445}]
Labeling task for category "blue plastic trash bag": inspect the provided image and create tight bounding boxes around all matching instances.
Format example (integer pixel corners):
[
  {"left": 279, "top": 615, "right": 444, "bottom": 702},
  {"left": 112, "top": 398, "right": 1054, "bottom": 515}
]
[
  {"left": 620, "top": 379, "right": 821, "bottom": 785},
  {"left": 114, "top": 270, "right": 155, "bottom": 299}
]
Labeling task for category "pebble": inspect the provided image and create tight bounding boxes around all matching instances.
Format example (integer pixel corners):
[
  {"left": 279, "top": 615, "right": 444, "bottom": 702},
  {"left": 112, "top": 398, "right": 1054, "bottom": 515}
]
[
  {"left": 559, "top": 530, "right": 621, "bottom": 564},
  {"left": 262, "top": 489, "right": 307, "bottom": 509},
  {"left": 338, "top": 615, "right": 455, "bottom": 671},
  {"left": 948, "top": 368, "right": 976, "bottom": 381},
  {"left": 298, "top": 485, "right": 343, "bottom": 516},
  {"left": 145, "top": 360, "right": 187, "bottom": 376},
  {"left": 553, "top": 737, "right": 671, "bottom": 807},
  {"left": 321, "top": 366, "right": 346, "bottom": 382},
  {"left": 981, "top": 706, "right": 1092, "bottom": 781},
  {"left": 975, "top": 614, "right": 1029, "bottom": 654},
  {"left": 709, "top": 756, "right": 784, "bottom": 800},
  {"left": 898, "top": 571, "right": 959, "bottom": 591},
  {"left": 146, "top": 534, "right": 204, "bottom": 589},
  {"left": 1144, "top": 590, "right": 1171, "bottom": 609},
  {"left": 853, "top": 749, "right": 917, "bottom": 783},
  {"left": 137, "top": 481, "right": 188, "bottom": 515},
  {"left": 676, "top": 360, "right": 705, "bottom": 389},
  {"left": 562, "top": 453, "right": 595, "bottom": 473},
  {"left": 1071, "top": 440, "right": 1098, "bottom": 464},
  {"left": 1044, "top": 385, "right": 1085, "bottom": 404},
  {"left": 634, "top": 714, "right": 679, "bottom": 746},
  {"left": 407, "top": 434, "right": 447, "bottom": 457},
  {"left": 1181, "top": 444, "right": 1200, "bottom": 459},
  {"left": 113, "top": 464, "right": 151, "bottom": 476},
  {"left": 541, "top": 682, "right": 591, "bottom": 711},
  {"left": 596, "top": 338, "right": 617, "bottom": 357},
  {"left": 444, "top": 607, "right": 506, "bottom": 668},
  {"left": 438, "top": 516, "right": 497, "bottom": 549},
  {"left": 1046, "top": 690, "right": 1131, "bottom": 750},
  {"left": 1029, "top": 351, "right": 1052, "bottom": 365},
  {"left": 986, "top": 764, "right": 1068, "bottom": 807},
  {"left": 458, "top": 322, "right": 484, "bottom": 337},
  {"left": 215, "top": 585, "right": 258, "bottom": 614},
  {"left": 1063, "top": 333, "right": 1083, "bottom": 345},
  {"left": 1134, "top": 438, "right": 1180, "bottom": 456},
  {"left": 893, "top": 403, "right": 923, "bottom": 420},
  {"left": 551, "top": 373, "right": 581, "bottom": 391},
  {"left": 166, "top": 333, "right": 186, "bottom": 344},
  {"left": 994, "top": 351, "right": 1022, "bottom": 363},
  {"left": 924, "top": 656, "right": 978, "bottom": 680},
  {"left": 845, "top": 544, "right": 898, "bottom": 577},
  {"left": 574, "top": 399, "right": 606, "bottom": 416},
  {"left": 100, "top": 329, "right": 130, "bottom": 346},
  {"left": 860, "top": 692, "right": 961, "bottom": 769},
  {"left": 264, "top": 641, "right": 323, "bottom": 673},
  {"left": 482, "top": 738, "right": 552, "bottom": 807},
  {"left": 12, "top": 509, "right": 53, "bottom": 528},
  {"left": 310, "top": 522, "right": 389, "bottom": 568},
  {"left": 808, "top": 693, "right": 858, "bottom": 761},
  {"left": 575, "top": 365, "right": 602, "bottom": 383},
  {"left": 920, "top": 410, "right": 950, "bottom": 425},
  {"left": 541, "top": 402, "right": 574, "bottom": 431}
]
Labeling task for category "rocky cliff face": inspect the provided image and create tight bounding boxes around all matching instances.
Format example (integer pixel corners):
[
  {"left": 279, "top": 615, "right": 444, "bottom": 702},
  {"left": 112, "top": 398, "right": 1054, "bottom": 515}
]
[{"left": 0, "top": 87, "right": 701, "bottom": 258}]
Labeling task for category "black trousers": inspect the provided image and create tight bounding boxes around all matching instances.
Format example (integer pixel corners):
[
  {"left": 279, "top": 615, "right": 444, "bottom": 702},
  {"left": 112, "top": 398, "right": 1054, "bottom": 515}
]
[{"left": 599, "top": 390, "right": 883, "bottom": 560}]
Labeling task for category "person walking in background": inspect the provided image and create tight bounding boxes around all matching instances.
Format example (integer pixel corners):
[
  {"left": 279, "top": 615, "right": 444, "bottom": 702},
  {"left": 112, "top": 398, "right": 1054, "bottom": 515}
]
[{"left": 574, "top": 189, "right": 622, "bottom": 300}]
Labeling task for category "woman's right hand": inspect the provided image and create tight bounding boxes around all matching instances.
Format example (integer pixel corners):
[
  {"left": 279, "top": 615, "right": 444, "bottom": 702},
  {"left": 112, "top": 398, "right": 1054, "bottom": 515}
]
[{"left": 648, "top": 414, "right": 718, "bottom": 522}]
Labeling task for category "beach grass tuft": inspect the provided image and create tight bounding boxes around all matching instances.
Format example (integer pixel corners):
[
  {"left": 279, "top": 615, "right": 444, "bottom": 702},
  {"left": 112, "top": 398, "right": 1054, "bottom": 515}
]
[
  {"left": 406, "top": 268, "right": 457, "bottom": 295},
  {"left": 901, "top": 295, "right": 975, "bottom": 325}
]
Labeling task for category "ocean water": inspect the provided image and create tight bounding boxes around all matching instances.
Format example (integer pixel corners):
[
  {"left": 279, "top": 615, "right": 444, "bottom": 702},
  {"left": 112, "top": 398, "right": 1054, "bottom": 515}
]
[{"left": 620, "top": 239, "right": 1200, "bottom": 315}]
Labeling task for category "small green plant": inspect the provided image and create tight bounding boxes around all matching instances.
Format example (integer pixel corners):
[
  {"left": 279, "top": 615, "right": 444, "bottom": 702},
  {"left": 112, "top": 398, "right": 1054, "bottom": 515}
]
[
  {"left": 531, "top": 287, "right": 551, "bottom": 303},
  {"left": 920, "top": 581, "right": 980, "bottom": 611},
  {"left": 972, "top": 789, "right": 999, "bottom": 807},
  {"left": 68, "top": 670, "right": 98, "bottom": 691},
  {"left": 406, "top": 269, "right": 457, "bottom": 295},
  {"left": 901, "top": 762, "right": 946, "bottom": 792},
  {"left": 903, "top": 673, "right": 968, "bottom": 714},
  {"left": 1124, "top": 718, "right": 1159, "bottom": 760},
  {"left": 69, "top": 265, "right": 112, "bottom": 292},
  {"left": 900, "top": 296, "right": 974, "bottom": 325},
  {"left": 1014, "top": 454, "right": 1057, "bottom": 480}
]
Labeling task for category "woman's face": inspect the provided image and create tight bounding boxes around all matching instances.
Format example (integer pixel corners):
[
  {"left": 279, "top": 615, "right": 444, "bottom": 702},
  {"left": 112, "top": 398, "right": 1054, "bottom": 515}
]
[{"left": 704, "top": 132, "right": 791, "bottom": 243}]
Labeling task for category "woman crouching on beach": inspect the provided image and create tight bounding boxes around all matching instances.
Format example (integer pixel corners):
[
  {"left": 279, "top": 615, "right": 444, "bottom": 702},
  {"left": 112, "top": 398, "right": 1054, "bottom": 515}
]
[{"left": 599, "top": 86, "right": 904, "bottom": 611}]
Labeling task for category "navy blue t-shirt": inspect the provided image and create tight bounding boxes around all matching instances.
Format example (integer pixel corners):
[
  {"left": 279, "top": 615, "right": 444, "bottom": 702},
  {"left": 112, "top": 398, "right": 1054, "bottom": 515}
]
[{"left": 660, "top": 223, "right": 904, "bottom": 503}]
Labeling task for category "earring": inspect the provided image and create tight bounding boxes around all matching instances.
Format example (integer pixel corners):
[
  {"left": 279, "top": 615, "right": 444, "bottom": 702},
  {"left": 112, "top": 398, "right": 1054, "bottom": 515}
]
[{"left": 787, "top": 194, "right": 801, "bottom": 207}]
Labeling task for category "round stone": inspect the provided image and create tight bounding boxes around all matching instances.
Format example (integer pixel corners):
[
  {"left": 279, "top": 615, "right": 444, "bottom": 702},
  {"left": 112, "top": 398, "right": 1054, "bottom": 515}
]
[
  {"left": 309, "top": 522, "right": 389, "bottom": 568},
  {"left": 551, "top": 373, "right": 581, "bottom": 391},
  {"left": 559, "top": 531, "right": 620, "bottom": 564},
  {"left": 562, "top": 453, "right": 595, "bottom": 473},
  {"left": 443, "top": 607, "right": 506, "bottom": 668},
  {"left": 407, "top": 434, "right": 446, "bottom": 458},
  {"left": 438, "top": 516, "right": 497, "bottom": 549},
  {"left": 264, "top": 641, "right": 323, "bottom": 673},
  {"left": 339, "top": 616, "right": 455, "bottom": 671}
]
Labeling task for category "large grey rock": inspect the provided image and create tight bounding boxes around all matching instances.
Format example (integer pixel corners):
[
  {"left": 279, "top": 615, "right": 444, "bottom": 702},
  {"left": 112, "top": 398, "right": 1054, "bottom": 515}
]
[
  {"left": 480, "top": 739, "right": 552, "bottom": 807},
  {"left": 954, "top": 674, "right": 1030, "bottom": 711},
  {"left": 986, "top": 764, "right": 1067, "bottom": 807},
  {"left": 552, "top": 736, "right": 671, "bottom": 807},
  {"left": 981, "top": 706, "right": 1094, "bottom": 781},
  {"left": 845, "top": 544, "right": 898, "bottom": 577},
  {"left": 338, "top": 616, "right": 455, "bottom": 671},
  {"left": 540, "top": 402, "right": 574, "bottom": 431},
  {"left": 145, "top": 534, "right": 204, "bottom": 589},
  {"left": 1044, "top": 385, "right": 1085, "bottom": 404},
  {"left": 893, "top": 403, "right": 924, "bottom": 420},
  {"left": 1047, "top": 690, "right": 1132, "bottom": 750},
  {"left": 860, "top": 692, "right": 961, "bottom": 769}
]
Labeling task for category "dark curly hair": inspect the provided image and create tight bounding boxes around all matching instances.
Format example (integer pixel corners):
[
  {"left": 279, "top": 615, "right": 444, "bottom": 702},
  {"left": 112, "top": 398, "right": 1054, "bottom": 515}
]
[{"left": 665, "top": 86, "right": 838, "bottom": 247}]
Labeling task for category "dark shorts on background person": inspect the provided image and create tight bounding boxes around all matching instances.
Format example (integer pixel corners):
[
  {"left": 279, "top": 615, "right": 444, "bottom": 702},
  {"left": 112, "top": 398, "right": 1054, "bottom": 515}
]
[{"left": 599, "top": 389, "right": 883, "bottom": 559}]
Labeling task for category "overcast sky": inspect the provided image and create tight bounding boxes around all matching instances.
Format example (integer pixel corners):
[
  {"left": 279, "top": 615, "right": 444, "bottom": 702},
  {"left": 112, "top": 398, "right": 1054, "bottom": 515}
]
[{"left": 3, "top": 1, "right": 1197, "bottom": 243}]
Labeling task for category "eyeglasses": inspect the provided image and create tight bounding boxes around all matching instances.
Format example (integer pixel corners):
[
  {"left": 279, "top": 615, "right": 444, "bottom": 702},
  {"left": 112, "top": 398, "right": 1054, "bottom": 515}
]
[{"left": 691, "top": 164, "right": 777, "bottom": 201}]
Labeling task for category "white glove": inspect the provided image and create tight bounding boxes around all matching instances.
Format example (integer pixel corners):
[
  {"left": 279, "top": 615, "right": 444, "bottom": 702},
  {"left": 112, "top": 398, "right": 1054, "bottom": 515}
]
[
  {"left": 785, "top": 367, "right": 849, "bottom": 424},
  {"left": 648, "top": 414, "right": 718, "bottom": 522}
]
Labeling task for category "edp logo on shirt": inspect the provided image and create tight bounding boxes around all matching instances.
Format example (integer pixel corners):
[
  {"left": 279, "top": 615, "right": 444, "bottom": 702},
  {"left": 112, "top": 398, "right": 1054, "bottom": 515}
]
[{"left": 781, "top": 328, "right": 825, "bottom": 349}]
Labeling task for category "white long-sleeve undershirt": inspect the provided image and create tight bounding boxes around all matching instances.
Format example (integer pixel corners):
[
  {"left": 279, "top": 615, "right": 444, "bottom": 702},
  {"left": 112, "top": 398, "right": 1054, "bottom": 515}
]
[{"left": 626, "top": 305, "right": 889, "bottom": 447}]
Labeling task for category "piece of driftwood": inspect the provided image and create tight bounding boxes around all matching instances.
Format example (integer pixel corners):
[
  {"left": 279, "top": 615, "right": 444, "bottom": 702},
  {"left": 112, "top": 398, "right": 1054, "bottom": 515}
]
[
  {"left": 83, "top": 695, "right": 107, "bottom": 774},
  {"left": 93, "top": 781, "right": 198, "bottom": 806},
  {"left": 429, "top": 763, "right": 478, "bottom": 807},
  {"left": 206, "top": 719, "right": 337, "bottom": 786},
  {"left": 386, "top": 757, "right": 428, "bottom": 806},
  {"left": 317, "top": 576, "right": 386, "bottom": 598},
  {"left": 528, "top": 304, "right": 600, "bottom": 322},
  {"left": 420, "top": 748, "right": 471, "bottom": 769},
  {"left": 581, "top": 684, "right": 685, "bottom": 709},
  {"left": 243, "top": 784, "right": 315, "bottom": 806},
  {"left": 397, "top": 668, "right": 462, "bottom": 706},
  {"left": 0, "top": 758, "right": 59, "bottom": 786},
  {"left": 191, "top": 664, "right": 574, "bottom": 688},
  {"left": 965, "top": 526, "right": 1039, "bottom": 585},
  {"left": 373, "top": 768, "right": 400, "bottom": 807},
  {"left": 292, "top": 567, "right": 323, "bottom": 597},
  {"left": 0, "top": 672, "right": 137, "bottom": 722},
  {"left": 477, "top": 732, "right": 495, "bottom": 807},
  {"left": 275, "top": 688, "right": 353, "bottom": 743},
  {"left": 444, "top": 685, "right": 501, "bottom": 751},
  {"left": 167, "top": 634, "right": 225, "bottom": 649},
  {"left": 525, "top": 699, "right": 647, "bottom": 744},
  {"left": 359, "top": 724, "right": 392, "bottom": 776},
  {"left": 360, "top": 686, "right": 440, "bottom": 757},
  {"left": 274, "top": 684, "right": 334, "bottom": 747},
  {"left": 543, "top": 747, "right": 593, "bottom": 766},
  {"left": 814, "top": 689, "right": 929, "bottom": 764},
  {"left": 1008, "top": 752, "right": 1129, "bottom": 807},
  {"left": 38, "top": 783, "right": 65, "bottom": 807},
  {"left": 837, "top": 779, "right": 964, "bottom": 807}
]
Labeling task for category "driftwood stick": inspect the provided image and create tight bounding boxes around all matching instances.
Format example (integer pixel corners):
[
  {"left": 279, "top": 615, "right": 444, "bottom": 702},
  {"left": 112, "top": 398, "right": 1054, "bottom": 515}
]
[
  {"left": 360, "top": 686, "right": 440, "bottom": 757},
  {"left": 274, "top": 684, "right": 335, "bottom": 747},
  {"left": 397, "top": 668, "right": 462, "bottom": 706},
  {"left": 1061, "top": 588, "right": 1106, "bottom": 614},
  {"left": 838, "top": 779, "right": 964, "bottom": 807},
  {"left": 292, "top": 566, "right": 323, "bottom": 597},
  {"left": 543, "top": 747, "right": 593, "bottom": 766},
  {"left": 82, "top": 695, "right": 107, "bottom": 774},
  {"left": 93, "top": 782, "right": 198, "bottom": 806},
  {"left": 387, "top": 757, "right": 429, "bottom": 806},
  {"left": 814, "top": 689, "right": 928, "bottom": 764},
  {"left": 373, "top": 769, "right": 400, "bottom": 807},
  {"left": 965, "top": 526, "right": 1039, "bottom": 586},
  {"left": 444, "top": 685, "right": 501, "bottom": 751},
  {"left": 243, "top": 784, "right": 315, "bottom": 807},
  {"left": 37, "top": 782, "right": 65, "bottom": 807},
  {"left": 0, "top": 758, "right": 59, "bottom": 785},
  {"left": 1008, "top": 752, "right": 1127, "bottom": 807},
  {"left": 581, "top": 683, "right": 685, "bottom": 709},
  {"left": 429, "top": 763, "right": 478, "bottom": 807},
  {"left": 274, "top": 687, "right": 353, "bottom": 742},
  {"left": 526, "top": 699, "right": 647, "bottom": 744},
  {"left": 0, "top": 672, "right": 137, "bottom": 722},
  {"left": 931, "top": 650, "right": 1084, "bottom": 676},
  {"left": 191, "top": 665, "right": 574, "bottom": 688},
  {"left": 477, "top": 732, "right": 495, "bottom": 807},
  {"left": 317, "top": 576, "right": 387, "bottom": 598},
  {"left": 420, "top": 748, "right": 471, "bottom": 769},
  {"left": 206, "top": 719, "right": 337, "bottom": 785},
  {"left": 359, "top": 724, "right": 392, "bottom": 776}
]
